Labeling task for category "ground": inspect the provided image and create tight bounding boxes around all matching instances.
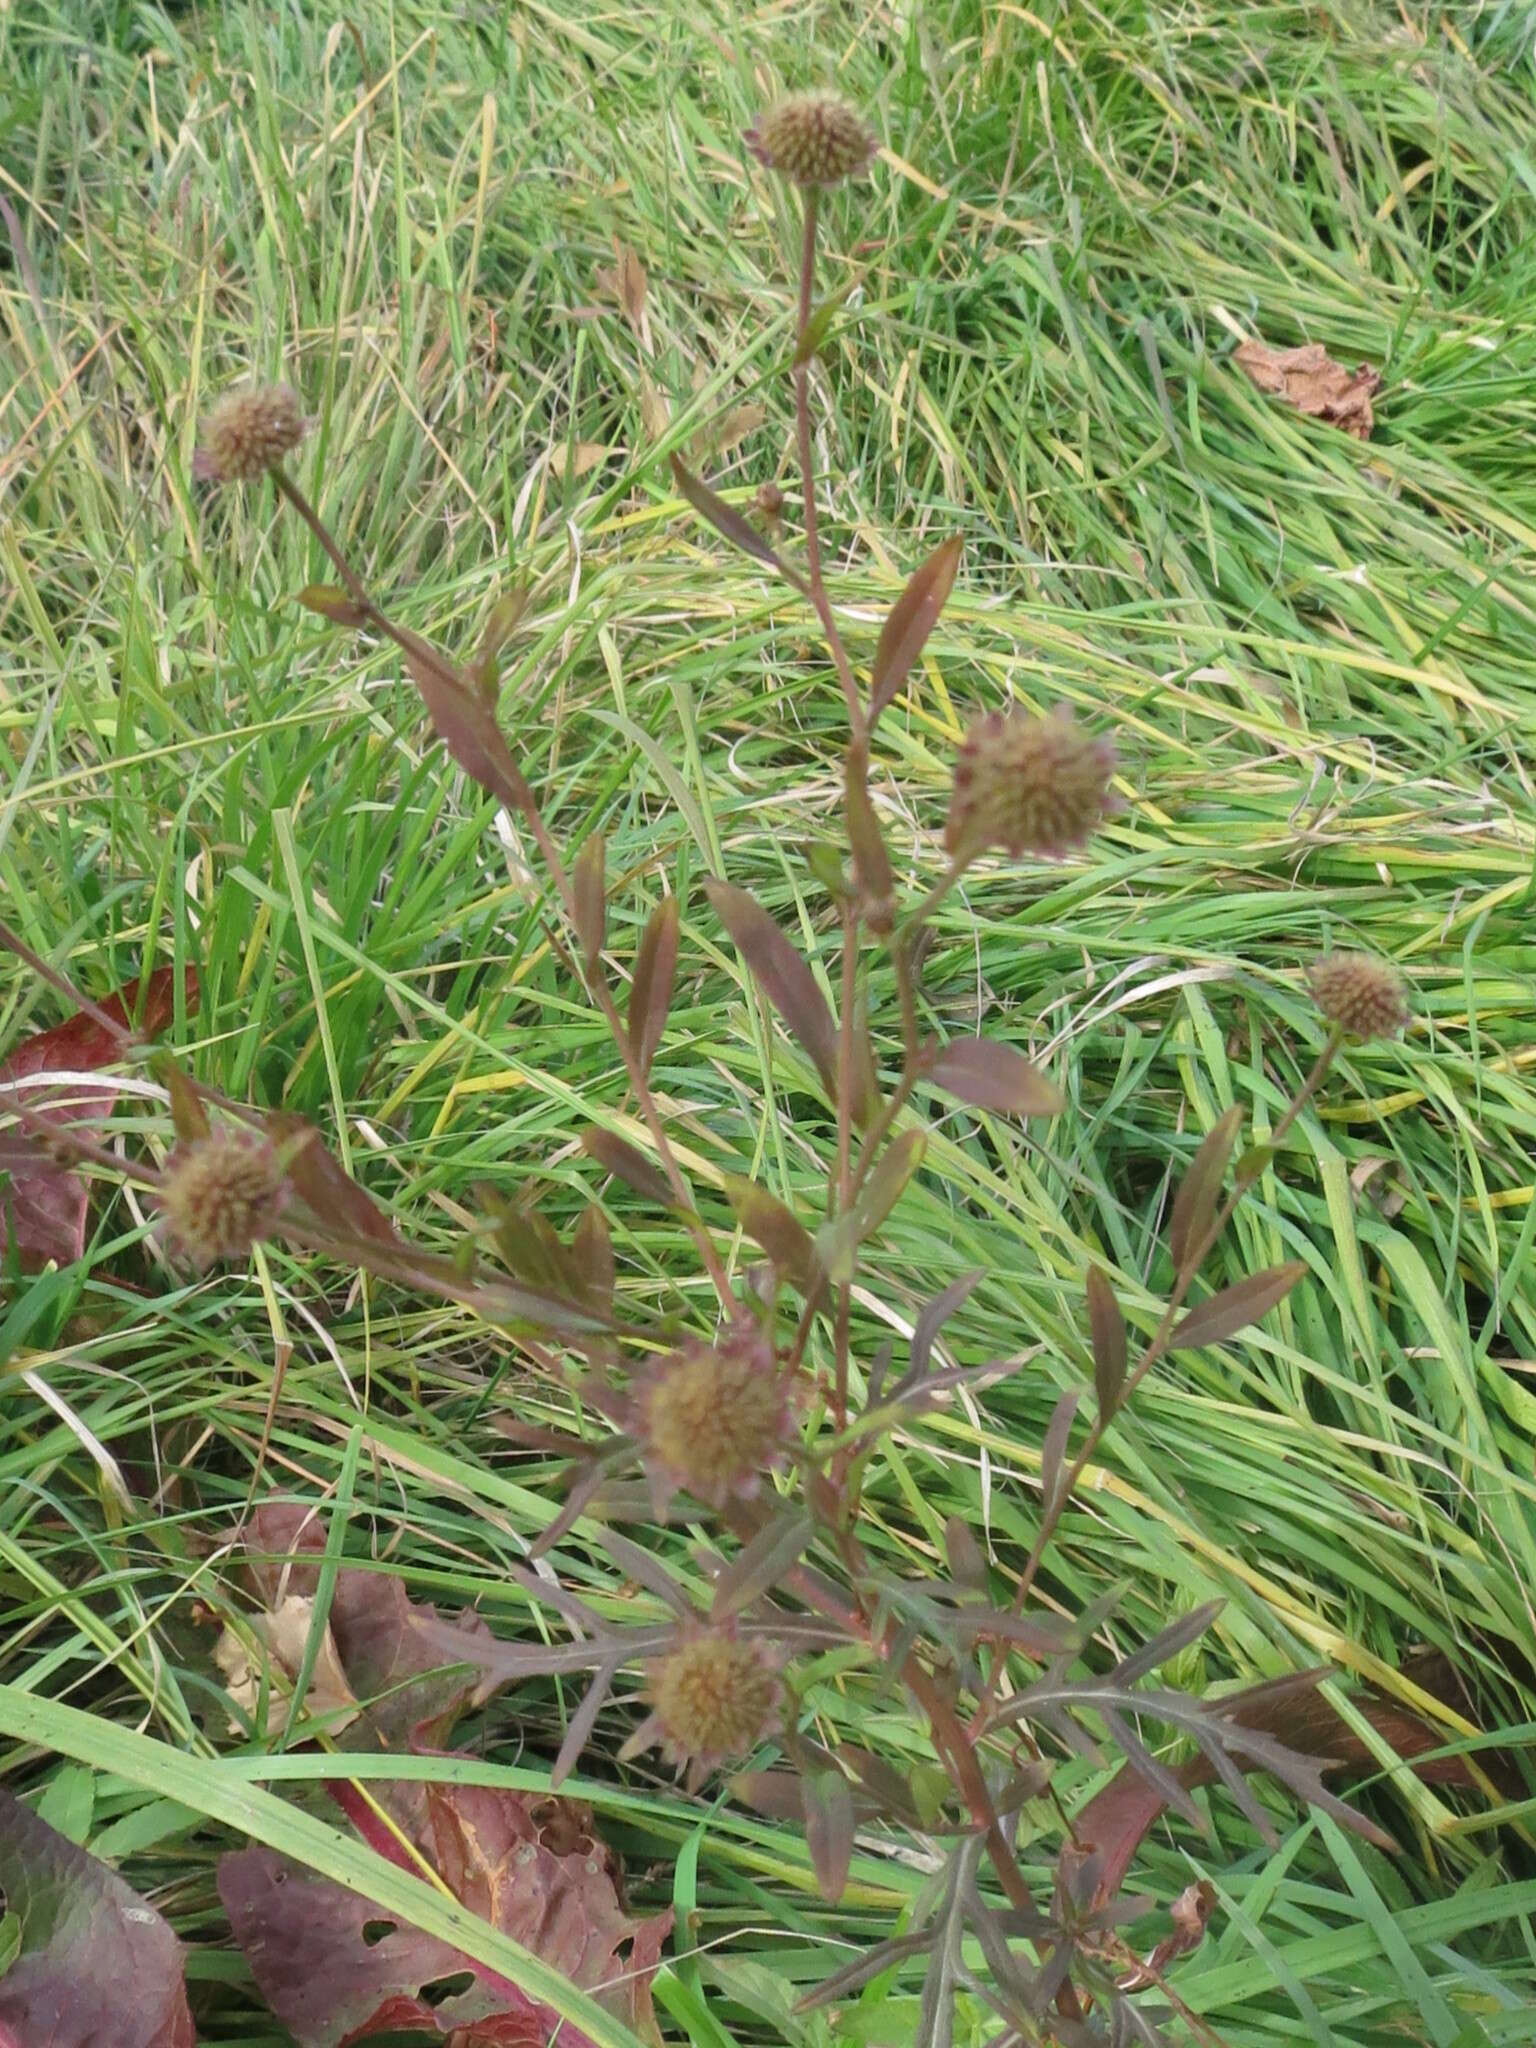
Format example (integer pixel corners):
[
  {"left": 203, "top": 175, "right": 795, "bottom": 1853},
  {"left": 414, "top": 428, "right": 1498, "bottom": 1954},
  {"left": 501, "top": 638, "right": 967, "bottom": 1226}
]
[{"left": 2, "top": 1, "right": 1535, "bottom": 2042}]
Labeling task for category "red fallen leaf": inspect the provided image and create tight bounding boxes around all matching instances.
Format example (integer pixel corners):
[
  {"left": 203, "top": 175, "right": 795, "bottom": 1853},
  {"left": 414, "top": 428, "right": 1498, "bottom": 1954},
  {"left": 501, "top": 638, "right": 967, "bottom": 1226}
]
[
  {"left": 0, "top": 965, "right": 197, "bottom": 1267},
  {"left": 1075, "top": 1668, "right": 1481, "bottom": 1908},
  {"left": 242, "top": 1503, "right": 521, "bottom": 1749},
  {"left": 0, "top": 1786, "right": 194, "bottom": 2048},
  {"left": 219, "top": 1778, "right": 671, "bottom": 2048}
]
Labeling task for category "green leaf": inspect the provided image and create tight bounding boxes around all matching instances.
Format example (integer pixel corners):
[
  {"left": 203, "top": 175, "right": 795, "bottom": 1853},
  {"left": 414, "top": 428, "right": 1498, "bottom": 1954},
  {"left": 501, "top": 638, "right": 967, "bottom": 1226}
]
[{"left": 295, "top": 583, "right": 369, "bottom": 628}]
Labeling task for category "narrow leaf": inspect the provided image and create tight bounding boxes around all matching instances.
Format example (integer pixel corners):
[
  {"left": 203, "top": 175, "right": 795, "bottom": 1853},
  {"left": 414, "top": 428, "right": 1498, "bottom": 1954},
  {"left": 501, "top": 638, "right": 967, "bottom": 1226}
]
[
  {"left": 802, "top": 1771, "right": 855, "bottom": 1905},
  {"left": 296, "top": 583, "right": 369, "bottom": 629},
  {"left": 730, "top": 1771, "right": 808, "bottom": 1823},
  {"left": 704, "top": 879, "right": 838, "bottom": 1094},
  {"left": 869, "top": 537, "right": 962, "bottom": 722},
  {"left": 628, "top": 896, "right": 679, "bottom": 1080},
  {"left": 1168, "top": 1105, "right": 1243, "bottom": 1272},
  {"left": 853, "top": 1129, "right": 926, "bottom": 1241},
  {"left": 159, "top": 1058, "right": 210, "bottom": 1144},
  {"left": 721, "top": 1174, "right": 819, "bottom": 1294},
  {"left": 905, "top": 1271, "right": 983, "bottom": 1385},
  {"left": 269, "top": 1113, "right": 398, "bottom": 1248},
  {"left": 845, "top": 748, "right": 892, "bottom": 914},
  {"left": 1173, "top": 1261, "right": 1308, "bottom": 1351},
  {"left": 669, "top": 455, "right": 786, "bottom": 574},
  {"left": 712, "top": 1508, "right": 816, "bottom": 1620},
  {"left": 572, "top": 833, "right": 607, "bottom": 973},
  {"left": 568, "top": 1207, "right": 615, "bottom": 1317},
  {"left": 1040, "top": 1387, "right": 1082, "bottom": 1517},
  {"left": 580, "top": 1128, "right": 671, "bottom": 1206},
  {"left": 792, "top": 277, "right": 859, "bottom": 366},
  {"left": 401, "top": 641, "right": 525, "bottom": 815},
  {"left": 1085, "top": 1267, "right": 1127, "bottom": 1420},
  {"left": 943, "top": 1514, "right": 988, "bottom": 1593},
  {"left": 930, "top": 1038, "right": 1064, "bottom": 1118}
]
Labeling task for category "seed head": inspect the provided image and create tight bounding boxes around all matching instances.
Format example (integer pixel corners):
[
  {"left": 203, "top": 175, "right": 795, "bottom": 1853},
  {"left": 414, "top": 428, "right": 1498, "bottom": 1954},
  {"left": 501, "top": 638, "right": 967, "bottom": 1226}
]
[
  {"left": 1307, "top": 952, "right": 1409, "bottom": 1041},
  {"left": 946, "top": 705, "right": 1118, "bottom": 861},
  {"left": 745, "top": 93, "right": 877, "bottom": 189},
  {"left": 195, "top": 383, "right": 308, "bottom": 484},
  {"left": 158, "top": 1130, "right": 290, "bottom": 1265},
  {"left": 636, "top": 1324, "right": 790, "bottom": 1509},
  {"left": 641, "top": 1627, "right": 781, "bottom": 1775}
]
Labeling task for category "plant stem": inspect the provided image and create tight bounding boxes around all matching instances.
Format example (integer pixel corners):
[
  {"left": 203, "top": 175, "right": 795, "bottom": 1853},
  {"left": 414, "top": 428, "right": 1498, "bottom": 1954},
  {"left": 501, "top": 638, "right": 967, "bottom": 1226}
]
[{"left": 793, "top": 191, "right": 864, "bottom": 739}]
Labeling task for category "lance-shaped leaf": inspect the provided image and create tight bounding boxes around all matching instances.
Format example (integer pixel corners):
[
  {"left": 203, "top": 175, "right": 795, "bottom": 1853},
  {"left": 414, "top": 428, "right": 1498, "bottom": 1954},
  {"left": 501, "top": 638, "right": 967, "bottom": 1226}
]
[
  {"left": 869, "top": 537, "right": 961, "bottom": 723},
  {"left": 0, "top": 1787, "right": 195, "bottom": 2048},
  {"left": 816, "top": 1130, "right": 926, "bottom": 1285},
  {"left": 930, "top": 1038, "right": 1064, "bottom": 1118},
  {"left": 704, "top": 879, "right": 838, "bottom": 1096},
  {"left": 802, "top": 1771, "right": 855, "bottom": 1906},
  {"left": 1168, "top": 1105, "right": 1242, "bottom": 1272},
  {"left": 1085, "top": 1266, "right": 1127, "bottom": 1420},
  {"left": 1172, "top": 1261, "right": 1307, "bottom": 1351},
  {"left": 399, "top": 640, "right": 528, "bottom": 817},
  {"left": 572, "top": 833, "right": 607, "bottom": 972},
  {"left": 580, "top": 1127, "right": 672, "bottom": 1206},
  {"left": 712, "top": 1507, "right": 816, "bottom": 1620},
  {"left": 296, "top": 583, "right": 370, "bottom": 629},
  {"left": 721, "top": 1173, "right": 819, "bottom": 1294},
  {"left": 845, "top": 747, "right": 892, "bottom": 915},
  {"left": 628, "top": 896, "right": 679, "bottom": 1080},
  {"left": 268, "top": 1110, "right": 399, "bottom": 1248},
  {"left": 669, "top": 455, "right": 790, "bottom": 576}
]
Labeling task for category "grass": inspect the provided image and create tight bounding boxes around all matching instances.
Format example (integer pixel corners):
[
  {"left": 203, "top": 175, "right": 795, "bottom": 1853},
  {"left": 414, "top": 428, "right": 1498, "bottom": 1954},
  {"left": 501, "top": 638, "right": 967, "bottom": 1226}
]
[{"left": 3, "top": 0, "right": 1536, "bottom": 2039}]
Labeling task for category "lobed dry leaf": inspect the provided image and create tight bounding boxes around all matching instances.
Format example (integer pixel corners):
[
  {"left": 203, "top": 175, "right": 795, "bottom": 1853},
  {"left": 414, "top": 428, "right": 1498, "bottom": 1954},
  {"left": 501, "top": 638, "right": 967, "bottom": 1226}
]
[
  {"left": 214, "top": 1593, "right": 360, "bottom": 1737},
  {"left": 1234, "top": 338, "right": 1381, "bottom": 440}
]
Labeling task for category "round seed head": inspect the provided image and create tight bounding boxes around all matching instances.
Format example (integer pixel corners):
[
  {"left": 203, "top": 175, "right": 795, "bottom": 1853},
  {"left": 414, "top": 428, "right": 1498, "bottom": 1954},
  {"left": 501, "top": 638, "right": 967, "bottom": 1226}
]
[
  {"left": 745, "top": 93, "right": 877, "bottom": 189},
  {"left": 1307, "top": 952, "right": 1409, "bottom": 1040},
  {"left": 643, "top": 1628, "right": 781, "bottom": 1774},
  {"left": 196, "top": 383, "right": 309, "bottom": 483},
  {"left": 158, "top": 1130, "right": 290, "bottom": 1265},
  {"left": 636, "top": 1324, "right": 790, "bottom": 1509},
  {"left": 945, "top": 706, "right": 1118, "bottom": 861}
]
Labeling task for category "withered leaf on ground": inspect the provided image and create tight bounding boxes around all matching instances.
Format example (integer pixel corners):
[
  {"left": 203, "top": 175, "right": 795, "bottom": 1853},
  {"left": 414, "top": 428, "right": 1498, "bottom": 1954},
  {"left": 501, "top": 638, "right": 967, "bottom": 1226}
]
[
  {"left": 214, "top": 1592, "right": 360, "bottom": 1737},
  {"left": 0, "top": 965, "right": 197, "bottom": 1267},
  {"left": 219, "top": 1777, "right": 671, "bottom": 2048},
  {"left": 1234, "top": 338, "right": 1381, "bottom": 440},
  {"left": 0, "top": 1787, "right": 194, "bottom": 2048}
]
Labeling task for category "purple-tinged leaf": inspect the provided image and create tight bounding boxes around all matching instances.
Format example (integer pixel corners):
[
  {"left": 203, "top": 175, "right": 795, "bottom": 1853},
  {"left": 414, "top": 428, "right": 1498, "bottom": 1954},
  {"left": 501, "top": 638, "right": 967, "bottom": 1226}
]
[
  {"left": 568, "top": 1206, "right": 615, "bottom": 1317},
  {"left": 943, "top": 1514, "right": 988, "bottom": 1593},
  {"left": 295, "top": 582, "right": 370, "bottom": 629},
  {"left": 802, "top": 1771, "right": 855, "bottom": 1905},
  {"left": 854, "top": 1128, "right": 926, "bottom": 1241},
  {"left": 1040, "top": 1387, "right": 1082, "bottom": 1518},
  {"left": 712, "top": 1507, "right": 816, "bottom": 1620},
  {"left": 669, "top": 455, "right": 790, "bottom": 576},
  {"left": 845, "top": 748, "right": 892, "bottom": 916},
  {"left": 551, "top": 1656, "right": 623, "bottom": 1790},
  {"left": 721, "top": 1173, "right": 819, "bottom": 1294},
  {"left": 1085, "top": 1266, "right": 1127, "bottom": 1421},
  {"left": 399, "top": 639, "right": 528, "bottom": 817},
  {"left": 0, "top": 1787, "right": 194, "bottom": 2048},
  {"left": 580, "top": 1127, "right": 672, "bottom": 1206},
  {"left": 930, "top": 1038, "right": 1064, "bottom": 1118},
  {"left": 268, "top": 1111, "right": 400, "bottom": 1248},
  {"left": 904, "top": 1271, "right": 983, "bottom": 1385},
  {"left": 1173, "top": 1261, "right": 1307, "bottom": 1351},
  {"left": 869, "top": 537, "right": 962, "bottom": 723},
  {"left": 628, "top": 896, "right": 679, "bottom": 1080},
  {"left": 1168, "top": 1105, "right": 1243, "bottom": 1272},
  {"left": 572, "top": 833, "right": 607, "bottom": 973},
  {"left": 704, "top": 879, "right": 838, "bottom": 1095},
  {"left": 730, "top": 1770, "right": 809, "bottom": 1822}
]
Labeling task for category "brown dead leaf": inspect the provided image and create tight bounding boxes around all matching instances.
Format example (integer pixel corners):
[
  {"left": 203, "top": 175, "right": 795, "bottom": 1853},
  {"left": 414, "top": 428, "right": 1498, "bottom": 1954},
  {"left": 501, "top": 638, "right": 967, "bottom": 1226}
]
[
  {"left": 689, "top": 402, "right": 767, "bottom": 465},
  {"left": 215, "top": 1593, "right": 360, "bottom": 1737},
  {"left": 549, "top": 441, "right": 619, "bottom": 482},
  {"left": 1119, "top": 1878, "right": 1217, "bottom": 1991},
  {"left": 1234, "top": 338, "right": 1380, "bottom": 440},
  {"left": 594, "top": 235, "right": 649, "bottom": 350},
  {"left": 638, "top": 373, "right": 671, "bottom": 442}
]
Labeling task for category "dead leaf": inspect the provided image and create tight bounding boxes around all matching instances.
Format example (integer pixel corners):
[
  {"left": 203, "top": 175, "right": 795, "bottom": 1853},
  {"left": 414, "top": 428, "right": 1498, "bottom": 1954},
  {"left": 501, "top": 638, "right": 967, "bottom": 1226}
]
[
  {"left": 0, "top": 1787, "right": 195, "bottom": 2048},
  {"left": 219, "top": 1777, "right": 671, "bottom": 2048},
  {"left": 1119, "top": 1878, "right": 1217, "bottom": 1990},
  {"left": 215, "top": 1593, "right": 360, "bottom": 1737},
  {"left": 594, "top": 236, "right": 649, "bottom": 350},
  {"left": 0, "top": 964, "right": 197, "bottom": 1267},
  {"left": 689, "top": 402, "right": 767, "bottom": 465},
  {"left": 549, "top": 442, "right": 618, "bottom": 482},
  {"left": 241, "top": 1504, "right": 522, "bottom": 1748},
  {"left": 1234, "top": 338, "right": 1381, "bottom": 440},
  {"left": 638, "top": 374, "right": 671, "bottom": 443}
]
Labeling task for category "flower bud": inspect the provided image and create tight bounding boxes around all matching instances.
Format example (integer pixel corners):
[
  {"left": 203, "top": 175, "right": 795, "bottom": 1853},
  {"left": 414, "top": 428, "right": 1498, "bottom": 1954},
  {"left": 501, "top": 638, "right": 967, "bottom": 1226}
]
[
  {"left": 196, "top": 383, "right": 308, "bottom": 483},
  {"left": 745, "top": 93, "right": 877, "bottom": 189},
  {"left": 1307, "top": 952, "right": 1409, "bottom": 1041},
  {"left": 945, "top": 706, "right": 1118, "bottom": 861}
]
